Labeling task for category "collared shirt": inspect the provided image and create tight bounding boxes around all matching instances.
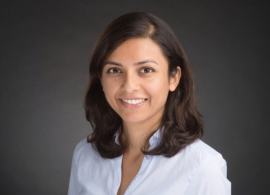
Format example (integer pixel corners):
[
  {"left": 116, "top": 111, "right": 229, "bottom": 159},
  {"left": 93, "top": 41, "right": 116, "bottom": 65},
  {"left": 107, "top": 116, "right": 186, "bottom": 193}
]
[{"left": 68, "top": 130, "right": 231, "bottom": 195}]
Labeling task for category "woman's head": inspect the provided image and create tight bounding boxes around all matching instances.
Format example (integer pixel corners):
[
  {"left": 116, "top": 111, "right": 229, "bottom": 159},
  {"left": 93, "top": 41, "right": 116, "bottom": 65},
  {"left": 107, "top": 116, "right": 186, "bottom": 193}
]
[
  {"left": 100, "top": 37, "right": 181, "bottom": 126},
  {"left": 85, "top": 12, "right": 203, "bottom": 158}
]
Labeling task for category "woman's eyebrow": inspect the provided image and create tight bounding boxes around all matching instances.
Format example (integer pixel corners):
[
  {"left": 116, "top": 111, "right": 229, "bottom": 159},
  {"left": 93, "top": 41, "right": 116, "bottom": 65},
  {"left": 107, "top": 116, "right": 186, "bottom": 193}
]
[
  {"left": 136, "top": 60, "right": 159, "bottom": 66},
  {"left": 104, "top": 60, "right": 159, "bottom": 66},
  {"left": 104, "top": 61, "right": 122, "bottom": 66}
]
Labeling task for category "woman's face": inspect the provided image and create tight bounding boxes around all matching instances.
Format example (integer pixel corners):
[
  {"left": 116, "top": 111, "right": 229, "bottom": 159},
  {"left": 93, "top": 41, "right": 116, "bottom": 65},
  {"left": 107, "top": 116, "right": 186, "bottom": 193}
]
[{"left": 101, "top": 38, "right": 180, "bottom": 125}]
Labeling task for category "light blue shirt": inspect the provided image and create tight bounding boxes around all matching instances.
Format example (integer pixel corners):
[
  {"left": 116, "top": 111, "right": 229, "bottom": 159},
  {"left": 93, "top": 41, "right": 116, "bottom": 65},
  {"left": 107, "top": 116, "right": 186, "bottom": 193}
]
[{"left": 68, "top": 130, "right": 231, "bottom": 195}]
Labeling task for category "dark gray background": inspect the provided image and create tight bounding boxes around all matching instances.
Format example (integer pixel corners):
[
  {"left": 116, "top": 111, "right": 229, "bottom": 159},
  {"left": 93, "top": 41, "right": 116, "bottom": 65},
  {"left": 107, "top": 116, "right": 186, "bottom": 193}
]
[{"left": 1, "top": 0, "right": 269, "bottom": 194}]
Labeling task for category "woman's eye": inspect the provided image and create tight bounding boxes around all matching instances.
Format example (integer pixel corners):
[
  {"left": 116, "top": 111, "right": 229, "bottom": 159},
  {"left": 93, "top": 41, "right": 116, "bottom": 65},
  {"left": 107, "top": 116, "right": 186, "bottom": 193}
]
[
  {"left": 107, "top": 68, "right": 121, "bottom": 73},
  {"left": 140, "top": 68, "right": 154, "bottom": 73}
]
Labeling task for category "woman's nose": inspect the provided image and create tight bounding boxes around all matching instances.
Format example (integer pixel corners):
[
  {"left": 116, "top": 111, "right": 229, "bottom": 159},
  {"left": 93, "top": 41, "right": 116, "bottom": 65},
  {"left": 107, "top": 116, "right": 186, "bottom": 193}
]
[{"left": 121, "top": 72, "right": 140, "bottom": 93}]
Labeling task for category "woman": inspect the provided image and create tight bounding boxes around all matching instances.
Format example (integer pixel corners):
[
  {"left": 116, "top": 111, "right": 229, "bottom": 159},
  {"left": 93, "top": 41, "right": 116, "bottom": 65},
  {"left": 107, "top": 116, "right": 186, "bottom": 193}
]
[{"left": 68, "top": 12, "right": 231, "bottom": 195}]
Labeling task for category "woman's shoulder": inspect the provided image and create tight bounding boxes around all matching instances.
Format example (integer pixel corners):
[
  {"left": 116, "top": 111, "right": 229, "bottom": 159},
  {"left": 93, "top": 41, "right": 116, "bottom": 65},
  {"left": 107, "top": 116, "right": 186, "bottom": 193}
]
[
  {"left": 72, "top": 137, "right": 99, "bottom": 160},
  {"left": 181, "top": 139, "right": 225, "bottom": 160},
  {"left": 178, "top": 139, "right": 228, "bottom": 176},
  {"left": 182, "top": 140, "right": 231, "bottom": 194},
  {"left": 74, "top": 137, "right": 91, "bottom": 151},
  {"left": 188, "top": 139, "right": 223, "bottom": 157}
]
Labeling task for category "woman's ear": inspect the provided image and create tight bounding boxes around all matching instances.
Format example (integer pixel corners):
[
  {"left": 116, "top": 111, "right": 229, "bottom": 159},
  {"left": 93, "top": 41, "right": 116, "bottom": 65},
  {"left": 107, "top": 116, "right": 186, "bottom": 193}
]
[{"left": 169, "top": 66, "right": 181, "bottom": 92}]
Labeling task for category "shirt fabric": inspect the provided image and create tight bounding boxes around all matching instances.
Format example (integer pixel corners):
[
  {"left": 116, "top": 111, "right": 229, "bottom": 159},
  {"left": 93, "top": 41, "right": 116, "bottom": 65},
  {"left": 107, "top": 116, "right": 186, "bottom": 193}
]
[{"left": 68, "top": 130, "right": 231, "bottom": 195}]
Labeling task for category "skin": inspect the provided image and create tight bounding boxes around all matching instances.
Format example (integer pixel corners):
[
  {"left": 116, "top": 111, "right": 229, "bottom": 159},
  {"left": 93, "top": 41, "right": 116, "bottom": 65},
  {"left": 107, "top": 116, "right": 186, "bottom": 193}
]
[{"left": 101, "top": 38, "right": 181, "bottom": 195}]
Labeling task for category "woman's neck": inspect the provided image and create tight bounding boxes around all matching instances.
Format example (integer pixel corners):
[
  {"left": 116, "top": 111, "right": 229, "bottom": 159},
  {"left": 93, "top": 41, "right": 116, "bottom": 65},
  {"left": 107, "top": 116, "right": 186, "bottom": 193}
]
[{"left": 121, "top": 119, "right": 161, "bottom": 154}]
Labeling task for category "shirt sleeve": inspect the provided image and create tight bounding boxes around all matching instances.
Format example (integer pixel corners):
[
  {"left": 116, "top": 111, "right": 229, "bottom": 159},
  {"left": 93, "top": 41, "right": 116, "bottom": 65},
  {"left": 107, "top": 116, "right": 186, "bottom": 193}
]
[
  {"left": 185, "top": 154, "right": 231, "bottom": 195},
  {"left": 68, "top": 145, "right": 81, "bottom": 195}
]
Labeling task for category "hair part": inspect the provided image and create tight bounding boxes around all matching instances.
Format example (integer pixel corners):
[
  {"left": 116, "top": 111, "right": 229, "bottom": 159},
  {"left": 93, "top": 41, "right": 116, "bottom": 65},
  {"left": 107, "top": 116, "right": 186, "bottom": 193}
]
[{"left": 84, "top": 12, "right": 203, "bottom": 158}]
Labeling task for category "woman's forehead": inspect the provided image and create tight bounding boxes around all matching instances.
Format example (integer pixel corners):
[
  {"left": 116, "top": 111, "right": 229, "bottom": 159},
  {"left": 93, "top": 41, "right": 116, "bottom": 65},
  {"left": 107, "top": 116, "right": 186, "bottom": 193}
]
[{"left": 105, "top": 38, "right": 167, "bottom": 65}]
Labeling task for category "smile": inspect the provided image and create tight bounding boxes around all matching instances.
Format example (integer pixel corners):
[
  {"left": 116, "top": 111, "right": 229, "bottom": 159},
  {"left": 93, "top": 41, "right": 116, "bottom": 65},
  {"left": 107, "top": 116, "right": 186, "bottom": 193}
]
[{"left": 121, "top": 98, "right": 147, "bottom": 105}]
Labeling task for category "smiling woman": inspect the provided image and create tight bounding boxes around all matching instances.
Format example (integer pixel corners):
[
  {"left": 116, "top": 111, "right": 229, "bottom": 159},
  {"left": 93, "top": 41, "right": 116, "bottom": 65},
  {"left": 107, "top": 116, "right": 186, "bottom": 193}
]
[{"left": 68, "top": 12, "right": 231, "bottom": 195}]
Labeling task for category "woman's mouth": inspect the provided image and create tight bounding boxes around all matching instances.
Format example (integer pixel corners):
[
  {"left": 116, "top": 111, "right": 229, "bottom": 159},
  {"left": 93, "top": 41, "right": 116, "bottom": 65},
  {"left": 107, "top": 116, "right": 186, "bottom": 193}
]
[
  {"left": 121, "top": 98, "right": 147, "bottom": 104},
  {"left": 120, "top": 98, "right": 147, "bottom": 108}
]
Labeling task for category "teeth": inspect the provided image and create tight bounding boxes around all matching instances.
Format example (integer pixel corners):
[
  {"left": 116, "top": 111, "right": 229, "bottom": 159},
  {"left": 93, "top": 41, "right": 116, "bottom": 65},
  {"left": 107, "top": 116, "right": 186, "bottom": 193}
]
[{"left": 122, "top": 99, "right": 146, "bottom": 104}]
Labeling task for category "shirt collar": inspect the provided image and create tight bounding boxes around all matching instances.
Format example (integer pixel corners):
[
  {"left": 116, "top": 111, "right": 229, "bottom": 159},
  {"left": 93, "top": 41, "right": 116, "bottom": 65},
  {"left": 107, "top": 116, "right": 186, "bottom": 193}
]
[{"left": 114, "top": 127, "right": 163, "bottom": 150}]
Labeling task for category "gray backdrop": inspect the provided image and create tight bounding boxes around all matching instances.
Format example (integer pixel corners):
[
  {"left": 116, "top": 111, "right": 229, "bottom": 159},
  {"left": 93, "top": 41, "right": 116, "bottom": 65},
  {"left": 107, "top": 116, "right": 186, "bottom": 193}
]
[{"left": 1, "top": 0, "right": 269, "bottom": 194}]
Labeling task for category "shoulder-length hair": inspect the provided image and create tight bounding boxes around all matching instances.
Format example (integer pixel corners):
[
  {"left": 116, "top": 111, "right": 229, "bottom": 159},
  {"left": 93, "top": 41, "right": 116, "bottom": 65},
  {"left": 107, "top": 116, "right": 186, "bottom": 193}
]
[{"left": 84, "top": 12, "right": 203, "bottom": 158}]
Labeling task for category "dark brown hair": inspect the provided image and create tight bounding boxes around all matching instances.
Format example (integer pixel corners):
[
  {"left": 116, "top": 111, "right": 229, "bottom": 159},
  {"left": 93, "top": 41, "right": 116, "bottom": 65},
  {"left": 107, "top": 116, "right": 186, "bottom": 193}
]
[{"left": 84, "top": 12, "right": 203, "bottom": 158}]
